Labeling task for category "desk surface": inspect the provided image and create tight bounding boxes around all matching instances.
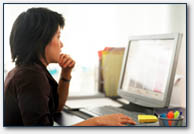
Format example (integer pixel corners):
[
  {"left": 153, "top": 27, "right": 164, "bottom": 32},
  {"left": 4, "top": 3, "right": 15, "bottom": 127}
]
[
  {"left": 54, "top": 110, "right": 186, "bottom": 127},
  {"left": 54, "top": 97, "right": 186, "bottom": 127},
  {"left": 54, "top": 111, "right": 85, "bottom": 126}
]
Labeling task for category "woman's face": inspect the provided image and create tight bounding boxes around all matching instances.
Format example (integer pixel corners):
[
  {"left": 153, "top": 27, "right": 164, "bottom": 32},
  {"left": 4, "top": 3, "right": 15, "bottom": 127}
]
[{"left": 45, "top": 26, "right": 63, "bottom": 64}]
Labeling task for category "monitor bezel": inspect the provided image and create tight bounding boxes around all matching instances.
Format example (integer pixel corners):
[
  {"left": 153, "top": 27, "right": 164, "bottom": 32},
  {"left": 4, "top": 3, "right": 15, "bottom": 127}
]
[{"left": 118, "top": 33, "right": 183, "bottom": 108}]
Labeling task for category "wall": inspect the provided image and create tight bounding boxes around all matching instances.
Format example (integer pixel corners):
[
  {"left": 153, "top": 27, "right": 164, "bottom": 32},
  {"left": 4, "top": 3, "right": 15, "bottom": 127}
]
[
  {"left": 4, "top": 4, "right": 186, "bottom": 107},
  {"left": 167, "top": 5, "right": 186, "bottom": 108}
]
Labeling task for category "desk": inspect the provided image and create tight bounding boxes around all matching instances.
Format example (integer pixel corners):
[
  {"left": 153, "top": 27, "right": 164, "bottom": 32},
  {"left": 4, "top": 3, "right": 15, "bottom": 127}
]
[
  {"left": 54, "top": 97, "right": 186, "bottom": 127},
  {"left": 54, "top": 109, "right": 186, "bottom": 126},
  {"left": 54, "top": 110, "right": 85, "bottom": 126}
]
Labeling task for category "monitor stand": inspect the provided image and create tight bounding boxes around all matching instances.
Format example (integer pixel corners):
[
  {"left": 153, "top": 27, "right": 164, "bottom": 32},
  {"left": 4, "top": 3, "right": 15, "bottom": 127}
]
[{"left": 120, "top": 102, "right": 155, "bottom": 114}]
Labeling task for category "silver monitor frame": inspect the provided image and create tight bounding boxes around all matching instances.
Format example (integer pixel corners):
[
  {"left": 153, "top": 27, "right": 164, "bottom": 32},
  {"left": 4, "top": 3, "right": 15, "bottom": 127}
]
[{"left": 118, "top": 33, "right": 183, "bottom": 108}]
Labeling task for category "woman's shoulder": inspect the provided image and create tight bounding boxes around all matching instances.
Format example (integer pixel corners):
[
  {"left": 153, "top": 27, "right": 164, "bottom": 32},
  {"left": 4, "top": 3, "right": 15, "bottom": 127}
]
[
  {"left": 15, "top": 63, "right": 43, "bottom": 75},
  {"left": 5, "top": 63, "right": 50, "bottom": 92},
  {"left": 7, "top": 63, "right": 48, "bottom": 83}
]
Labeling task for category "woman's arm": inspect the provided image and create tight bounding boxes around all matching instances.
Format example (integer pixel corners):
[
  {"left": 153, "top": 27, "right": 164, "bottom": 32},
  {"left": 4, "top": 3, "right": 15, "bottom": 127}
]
[
  {"left": 57, "top": 69, "right": 71, "bottom": 111},
  {"left": 57, "top": 54, "right": 75, "bottom": 111}
]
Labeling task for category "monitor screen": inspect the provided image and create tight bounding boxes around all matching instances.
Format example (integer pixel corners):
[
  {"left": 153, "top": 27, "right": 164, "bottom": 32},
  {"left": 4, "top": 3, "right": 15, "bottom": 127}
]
[{"left": 118, "top": 33, "right": 182, "bottom": 108}]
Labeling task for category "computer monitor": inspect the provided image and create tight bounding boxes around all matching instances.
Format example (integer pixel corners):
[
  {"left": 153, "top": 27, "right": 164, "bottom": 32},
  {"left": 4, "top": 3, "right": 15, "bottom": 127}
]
[{"left": 118, "top": 33, "right": 182, "bottom": 108}]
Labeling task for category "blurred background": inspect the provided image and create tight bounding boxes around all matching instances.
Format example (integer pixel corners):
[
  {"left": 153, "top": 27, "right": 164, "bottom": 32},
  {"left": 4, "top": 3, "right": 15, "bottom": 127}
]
[{"left": 3, "top": 4, "right": 186, "bottom": 107}]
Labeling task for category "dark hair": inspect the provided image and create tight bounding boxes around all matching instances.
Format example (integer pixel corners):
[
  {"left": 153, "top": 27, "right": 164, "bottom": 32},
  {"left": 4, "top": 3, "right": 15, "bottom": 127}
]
[{"left": 10, "top": 7, "right": 65, "bottom": 65}]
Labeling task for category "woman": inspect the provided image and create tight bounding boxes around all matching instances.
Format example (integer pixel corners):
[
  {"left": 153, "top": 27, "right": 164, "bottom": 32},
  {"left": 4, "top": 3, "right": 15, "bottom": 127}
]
[{"left": 4, "top": 7, "right": 136, "bottom": 126}]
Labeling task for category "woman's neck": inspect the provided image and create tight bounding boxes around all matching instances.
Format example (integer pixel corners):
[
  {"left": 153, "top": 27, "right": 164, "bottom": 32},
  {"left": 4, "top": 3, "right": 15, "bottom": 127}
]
[{"left": 40, "top": 57, "right": 48, "bottom": 67}]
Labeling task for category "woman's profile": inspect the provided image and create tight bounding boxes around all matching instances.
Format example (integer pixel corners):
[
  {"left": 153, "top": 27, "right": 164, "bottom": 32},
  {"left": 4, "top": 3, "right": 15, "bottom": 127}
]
[{"left": 4, "top": 7, "right": 135, "bottom": 126}]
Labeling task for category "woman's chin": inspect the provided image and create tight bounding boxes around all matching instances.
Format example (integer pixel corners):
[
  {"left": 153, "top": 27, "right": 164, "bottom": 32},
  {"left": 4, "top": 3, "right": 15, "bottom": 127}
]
[{"left": 50, "top": 58, "right": 59, "bottom": 64}]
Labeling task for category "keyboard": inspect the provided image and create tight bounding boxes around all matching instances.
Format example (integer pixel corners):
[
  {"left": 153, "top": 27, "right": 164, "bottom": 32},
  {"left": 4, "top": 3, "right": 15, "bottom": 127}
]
[{"left": 80, "top": 105, "right": 146, "bottom": 123}]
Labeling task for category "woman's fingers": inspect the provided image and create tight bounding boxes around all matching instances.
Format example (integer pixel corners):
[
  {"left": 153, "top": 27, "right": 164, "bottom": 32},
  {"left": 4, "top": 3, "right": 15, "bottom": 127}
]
[
  {"left": 69, "top": 61, "right": 75, "bottom": 67},
  {"left": 117, "top": 113, "right": 136, "bottom": 125},
  {"left": 120, "top": 118, "right": 136, "bottom": 125},
  {"left": 62, "top": 58, "right": 74, "bottom": 68},
  {"left": 59, "top": 54, "right": 75, "bottom": 69},
  {"left": 67, "top": 60, "right": 75, "bottom": 68},
  {"left": 64, "top": 59, "right": 72, "bottom": 67},
  {"left": 60, "top": 54, "right": 69, "bottom": 66}
]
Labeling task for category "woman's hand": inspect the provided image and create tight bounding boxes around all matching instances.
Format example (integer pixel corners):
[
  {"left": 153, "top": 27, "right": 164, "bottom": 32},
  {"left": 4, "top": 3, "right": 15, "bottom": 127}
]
[
  {"left": 73, "top": 113, "right": 136, "bottom": 126},
  {"left": 93, "top": 113, "right": 136, "bottom": 126},
  {"left": 58, "top": 53, "right": 75, "bottom": 78}
]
